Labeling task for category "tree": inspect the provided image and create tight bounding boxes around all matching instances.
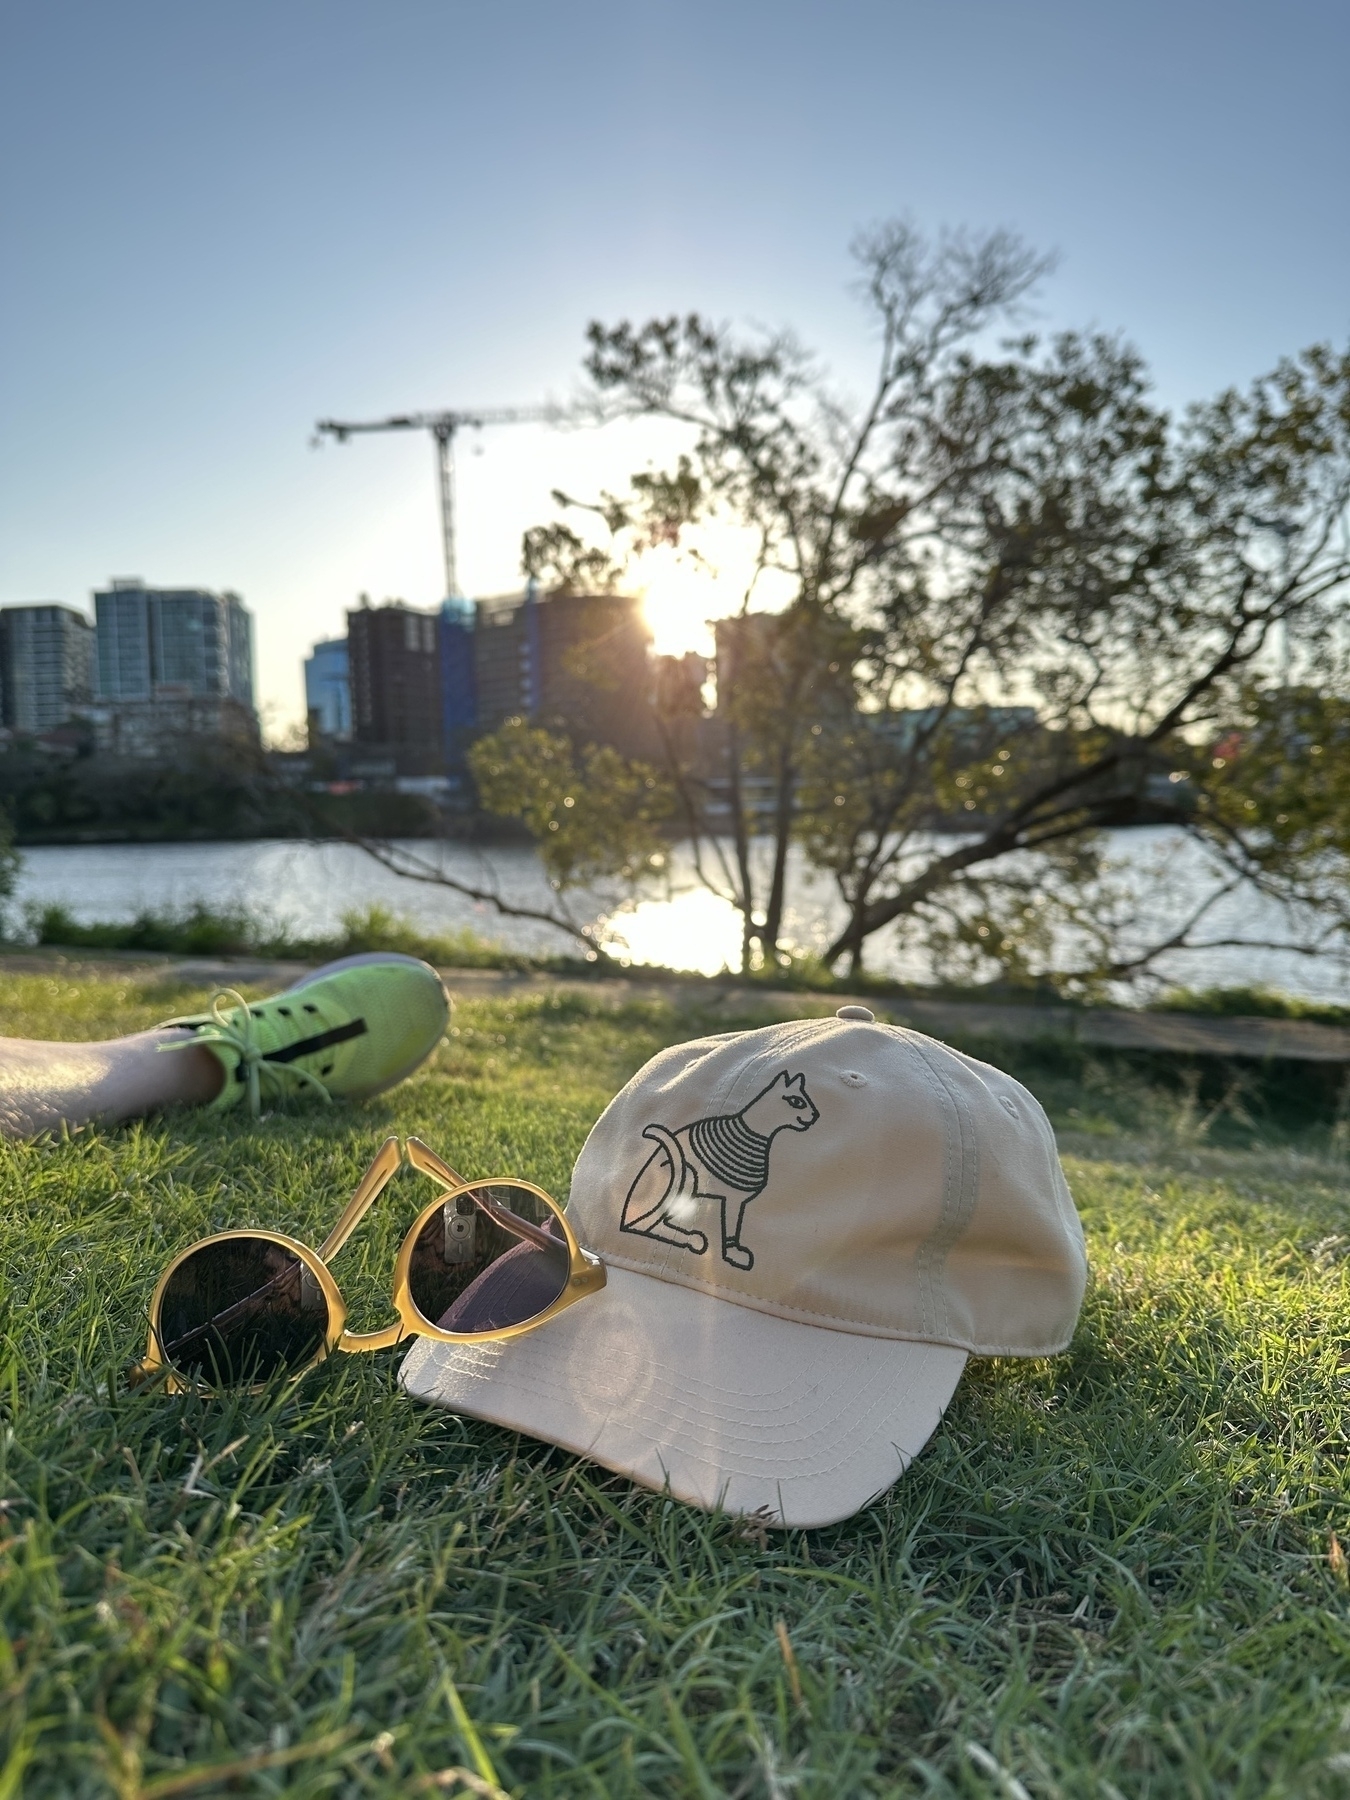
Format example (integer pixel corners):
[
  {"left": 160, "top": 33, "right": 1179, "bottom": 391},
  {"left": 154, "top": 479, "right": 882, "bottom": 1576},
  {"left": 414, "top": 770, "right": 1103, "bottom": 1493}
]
[
  {"left": 803, "top": 333, "right": 1350, "bottom": 981},
  {"left": 0, "top": 806, "right": 18, "bottom": 923},
  {"left": 510, "top": 223, "right": 1350, "bottom": 988},
  {"left": 523, "top": 224, "right": 1053, "bottom": 971},
  {"left": 471, "top": 718, "right": 674, "bottom": 889}
]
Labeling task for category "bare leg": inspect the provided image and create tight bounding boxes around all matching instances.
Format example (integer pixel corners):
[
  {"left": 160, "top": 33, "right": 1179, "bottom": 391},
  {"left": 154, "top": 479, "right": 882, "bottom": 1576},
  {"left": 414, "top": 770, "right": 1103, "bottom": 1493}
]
[{"left": 0, "top": 1029, "right": 224, "bottom": 1139}]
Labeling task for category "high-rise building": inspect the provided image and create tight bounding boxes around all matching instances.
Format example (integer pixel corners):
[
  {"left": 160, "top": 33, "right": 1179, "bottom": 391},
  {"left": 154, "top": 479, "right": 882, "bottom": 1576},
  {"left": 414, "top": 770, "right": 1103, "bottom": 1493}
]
[
  {"left": 93, "top": 580, "right": 255, "bottom": 708},
  {"left": 223, "top": 595, "right": 254, "bottom": 709},
  {"left": 346, "top": 600, "right": 443, "bottom": 765},
  {"left": 92, "top": 584, "right": 152, "bottom": 702},
  {"left": 0, "top": 605, "right": 95, "bottom": 733},
  {"left": 304, "top": 638, "right": 352, "bottom": 742},
  {"left": 473, "top": 585, "right": 655, "bottom": 756},
  {"left": 473, "top": 586, "right": 539, "bottom": 730},
  {"left": 712, "top": 611, "right": 785, "bottom": 712},
  {"left": 336, "top": 587, "right": 657, "bottom": 777}
]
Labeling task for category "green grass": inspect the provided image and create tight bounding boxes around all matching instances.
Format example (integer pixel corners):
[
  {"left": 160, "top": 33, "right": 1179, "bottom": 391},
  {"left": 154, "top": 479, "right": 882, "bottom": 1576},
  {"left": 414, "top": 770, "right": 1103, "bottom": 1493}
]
[{"left": 3, "top": 972, "right": 1350, "bottom": 1797}]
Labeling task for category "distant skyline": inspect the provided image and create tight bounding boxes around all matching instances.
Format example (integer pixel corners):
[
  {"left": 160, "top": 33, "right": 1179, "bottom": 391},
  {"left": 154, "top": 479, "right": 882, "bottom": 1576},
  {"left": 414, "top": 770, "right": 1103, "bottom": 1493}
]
[{"left": 2, "top": 1, "right": 1347, "bottom": 737}]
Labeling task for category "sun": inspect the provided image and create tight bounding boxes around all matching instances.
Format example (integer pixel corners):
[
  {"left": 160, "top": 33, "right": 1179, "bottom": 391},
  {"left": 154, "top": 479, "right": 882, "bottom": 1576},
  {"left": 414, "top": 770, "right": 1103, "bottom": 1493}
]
[
  {"left": 639, "top": 553, "right": 721, "bottom": 658},
  {"left": 636, "top": 529, "right": 794, "bottom": 657}
]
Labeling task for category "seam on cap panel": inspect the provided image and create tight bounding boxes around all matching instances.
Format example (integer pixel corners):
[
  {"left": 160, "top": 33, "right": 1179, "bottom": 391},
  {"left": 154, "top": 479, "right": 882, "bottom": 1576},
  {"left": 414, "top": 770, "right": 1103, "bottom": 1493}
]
[
  {"left": 887, "top": 1030, "right": 958, "bottom": 1338},
  {"left": 901, "top": 1031, "right": 980, "bottom": 1342}
]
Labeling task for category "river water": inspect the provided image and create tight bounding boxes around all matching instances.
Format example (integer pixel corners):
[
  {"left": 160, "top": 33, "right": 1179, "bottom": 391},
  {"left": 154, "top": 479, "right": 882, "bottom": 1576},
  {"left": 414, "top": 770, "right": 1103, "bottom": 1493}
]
[{"left": 8, "top": 833, "right": 1348, "bottom": 1001}]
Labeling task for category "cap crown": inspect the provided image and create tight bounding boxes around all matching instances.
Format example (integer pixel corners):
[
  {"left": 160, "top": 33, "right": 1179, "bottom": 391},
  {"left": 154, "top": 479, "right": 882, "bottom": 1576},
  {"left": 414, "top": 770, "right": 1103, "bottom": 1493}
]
[{"left": 569, "top": 1016, "right": 1087, "bottom": 1356}]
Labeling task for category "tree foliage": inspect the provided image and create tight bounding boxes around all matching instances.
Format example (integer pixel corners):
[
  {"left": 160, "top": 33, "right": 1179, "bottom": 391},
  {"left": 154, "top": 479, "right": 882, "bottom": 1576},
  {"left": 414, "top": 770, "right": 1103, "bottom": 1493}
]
[
  {"left": 507, "top": 222, "right": 1350, "bottom": 986},
  {"left": 0, "top": 806, "right": 19, "bottom": 914},
  {"left": 469, "top": 720, "right": 675, "bottom": 891}
]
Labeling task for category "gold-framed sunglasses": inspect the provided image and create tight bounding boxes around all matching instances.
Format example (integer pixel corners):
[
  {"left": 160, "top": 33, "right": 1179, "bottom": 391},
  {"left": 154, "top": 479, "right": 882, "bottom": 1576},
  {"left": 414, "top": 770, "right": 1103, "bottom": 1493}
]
[{"left": 134, "top": 1137, "right": 605, "bottom": 1392}]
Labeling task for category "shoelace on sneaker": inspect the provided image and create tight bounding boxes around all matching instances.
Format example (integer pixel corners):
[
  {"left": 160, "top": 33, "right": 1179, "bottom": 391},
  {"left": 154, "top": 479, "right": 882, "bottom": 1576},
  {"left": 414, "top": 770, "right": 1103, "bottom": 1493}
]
[{"left": 162, "top": 987, "right": 335, "bottom": 1117}]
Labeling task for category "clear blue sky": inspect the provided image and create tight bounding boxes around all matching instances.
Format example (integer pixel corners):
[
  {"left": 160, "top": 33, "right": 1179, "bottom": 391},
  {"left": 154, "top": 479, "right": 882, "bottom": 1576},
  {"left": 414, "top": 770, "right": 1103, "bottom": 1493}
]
[{"left": 2, "top": 0, "right": 1346, "bottom": 736}]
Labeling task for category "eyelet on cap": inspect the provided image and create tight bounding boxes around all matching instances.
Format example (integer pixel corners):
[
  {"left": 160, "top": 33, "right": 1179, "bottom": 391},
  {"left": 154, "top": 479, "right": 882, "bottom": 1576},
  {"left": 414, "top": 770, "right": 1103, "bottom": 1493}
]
[{"left": 835, "top": 1004, "right": 875, "bottom": 1022}]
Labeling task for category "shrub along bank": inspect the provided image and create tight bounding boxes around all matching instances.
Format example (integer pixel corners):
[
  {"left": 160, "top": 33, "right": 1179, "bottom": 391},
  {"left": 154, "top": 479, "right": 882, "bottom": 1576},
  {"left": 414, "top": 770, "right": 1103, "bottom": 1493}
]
[{"left": 20, "top": 900, "right": 528, "bottom": 969}]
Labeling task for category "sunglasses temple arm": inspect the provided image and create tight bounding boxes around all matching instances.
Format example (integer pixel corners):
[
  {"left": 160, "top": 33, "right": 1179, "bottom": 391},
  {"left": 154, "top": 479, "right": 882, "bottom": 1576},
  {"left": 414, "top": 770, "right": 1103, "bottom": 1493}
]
[
  {"left": 408, "top": 1136, "right": 567, "bottom": 1253},
  {"left": 316, "top": 1136, "right": 404, "bottom": 1264},
  {"left": 481, "top": 1197, "right": 559, "bottom": 1253},
  {"left": 403, "top": 1136, "right": 468, "bottom": 1191}
]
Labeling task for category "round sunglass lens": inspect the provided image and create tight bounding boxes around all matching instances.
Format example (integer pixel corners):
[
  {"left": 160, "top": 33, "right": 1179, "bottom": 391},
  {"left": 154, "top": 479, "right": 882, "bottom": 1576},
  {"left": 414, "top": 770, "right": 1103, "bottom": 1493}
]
[
  {"left": 156, "top": 1237, "right": 329, "bottom": 1385},
  {"left": 407, "top": 1182, "right": 569, "bottom": 1333}
]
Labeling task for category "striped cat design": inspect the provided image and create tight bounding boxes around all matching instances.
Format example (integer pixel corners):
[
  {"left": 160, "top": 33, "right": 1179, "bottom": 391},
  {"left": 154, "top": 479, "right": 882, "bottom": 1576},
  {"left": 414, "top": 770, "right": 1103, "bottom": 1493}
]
[{"left": 618, "top": 1070, "right": 819, "bottom": 1271}]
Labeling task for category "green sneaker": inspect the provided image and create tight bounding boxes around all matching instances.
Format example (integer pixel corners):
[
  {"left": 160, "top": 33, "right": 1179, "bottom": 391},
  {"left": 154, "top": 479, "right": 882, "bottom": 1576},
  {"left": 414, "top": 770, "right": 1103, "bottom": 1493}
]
[{"left": 162, "top": 953, "right": 451, "bottom": 1115}]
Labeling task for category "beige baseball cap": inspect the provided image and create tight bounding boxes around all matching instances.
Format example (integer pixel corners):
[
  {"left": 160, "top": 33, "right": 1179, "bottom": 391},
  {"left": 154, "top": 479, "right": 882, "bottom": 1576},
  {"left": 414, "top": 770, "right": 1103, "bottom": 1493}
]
[{"left": 400, "top": 1007, "right": 1087, "bottom": 1528}]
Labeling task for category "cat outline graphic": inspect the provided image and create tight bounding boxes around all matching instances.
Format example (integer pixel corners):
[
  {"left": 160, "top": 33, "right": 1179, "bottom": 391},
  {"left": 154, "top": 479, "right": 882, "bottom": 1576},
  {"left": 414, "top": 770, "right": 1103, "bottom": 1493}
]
[{"left": 618, "top": 1069, "right": 819, "bottom": 1271}]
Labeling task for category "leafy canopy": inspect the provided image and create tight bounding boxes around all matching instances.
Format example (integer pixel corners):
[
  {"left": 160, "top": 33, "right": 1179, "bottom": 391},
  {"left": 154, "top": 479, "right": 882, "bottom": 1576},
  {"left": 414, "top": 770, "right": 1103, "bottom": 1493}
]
[{"left": 490, "top": 223, "right": 1350, "bottom": 986}]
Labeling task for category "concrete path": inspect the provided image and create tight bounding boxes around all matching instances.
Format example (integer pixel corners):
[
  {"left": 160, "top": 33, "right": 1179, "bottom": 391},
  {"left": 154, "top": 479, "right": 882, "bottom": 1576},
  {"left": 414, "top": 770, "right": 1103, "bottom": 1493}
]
[
  {"left": 439, "top": 969, "right": 1350, "bottom": 1063},
  {"left": 3, "top": 947, "right": 1348, "bottom": 1065}
]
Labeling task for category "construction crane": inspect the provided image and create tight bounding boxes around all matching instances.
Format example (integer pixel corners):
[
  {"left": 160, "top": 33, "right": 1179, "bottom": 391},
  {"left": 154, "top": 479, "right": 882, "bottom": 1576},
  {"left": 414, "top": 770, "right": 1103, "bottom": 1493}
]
[{"left": 314, "top": 405, "right": 558, "bottom": 600}]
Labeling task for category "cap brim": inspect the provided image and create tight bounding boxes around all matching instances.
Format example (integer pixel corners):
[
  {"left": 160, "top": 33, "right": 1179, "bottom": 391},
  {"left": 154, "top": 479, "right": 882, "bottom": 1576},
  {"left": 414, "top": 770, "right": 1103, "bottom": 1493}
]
[{"left": 398, "top": 1266, "right": 968, "bottom": 1529}]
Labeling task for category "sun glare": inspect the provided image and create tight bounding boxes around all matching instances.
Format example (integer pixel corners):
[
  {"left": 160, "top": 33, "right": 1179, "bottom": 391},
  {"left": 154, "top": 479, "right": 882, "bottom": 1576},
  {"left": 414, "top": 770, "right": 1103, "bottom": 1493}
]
[
  {"left": 640, "top": 557, "right": 722, "bottom": 658},
  {"left": 636, "top": 530, "right": 793, "bottom": 657}
]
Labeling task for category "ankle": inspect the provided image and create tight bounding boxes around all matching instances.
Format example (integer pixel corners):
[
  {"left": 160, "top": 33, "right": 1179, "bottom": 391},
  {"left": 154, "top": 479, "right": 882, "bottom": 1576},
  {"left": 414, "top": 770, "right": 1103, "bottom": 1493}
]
[{"left": 143, "top": 1030, "right": 227, "bottom": 1108}]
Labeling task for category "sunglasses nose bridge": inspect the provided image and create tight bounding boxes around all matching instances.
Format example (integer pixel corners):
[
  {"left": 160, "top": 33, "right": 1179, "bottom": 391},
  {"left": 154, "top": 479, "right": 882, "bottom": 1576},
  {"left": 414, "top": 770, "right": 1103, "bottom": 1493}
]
[
  {"left": 326, "top": 1141, "right": 470, "bottom": 1355},
  {"left": 337, "top": 1319, "right": 406, "bottom": 1353}
]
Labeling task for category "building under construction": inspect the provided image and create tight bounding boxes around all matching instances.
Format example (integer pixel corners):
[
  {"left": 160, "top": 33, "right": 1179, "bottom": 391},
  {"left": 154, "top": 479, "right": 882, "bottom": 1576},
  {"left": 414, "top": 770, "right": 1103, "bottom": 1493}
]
[
  {"left": 346, "top": 599, "right": 445, "bottom": 771},
  {"left": 473, "top": 584, "right": 655, "bottom": 748},
  {"left": 340, "top": 585, "right": 658, "bottom": 774}
]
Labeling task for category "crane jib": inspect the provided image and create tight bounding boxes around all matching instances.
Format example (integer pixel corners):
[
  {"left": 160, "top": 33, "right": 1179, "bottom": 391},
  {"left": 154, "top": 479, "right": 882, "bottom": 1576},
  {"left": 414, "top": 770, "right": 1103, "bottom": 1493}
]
[{"left": 313, "top": 404, "right": 558, "bottom": 599}]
